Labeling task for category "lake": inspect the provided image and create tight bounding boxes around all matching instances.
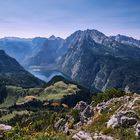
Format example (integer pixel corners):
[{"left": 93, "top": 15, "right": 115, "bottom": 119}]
[{"left": 30, "top": 70, "right": 68, "bottom": 82}]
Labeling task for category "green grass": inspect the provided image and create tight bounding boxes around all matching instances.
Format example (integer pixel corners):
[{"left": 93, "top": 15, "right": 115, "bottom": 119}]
[
  {"left": 38, "top": 81, "right": 79, "bottom": 101},
  {"left": 0, "top": 110, "right": 30, "bottom": 123},
  {"left": 0, "top": 86, "right": 43, "bottom": 108}
]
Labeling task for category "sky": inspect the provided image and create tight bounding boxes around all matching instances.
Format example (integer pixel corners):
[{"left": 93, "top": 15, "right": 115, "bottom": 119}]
[{"left": 0, "top": 0, "right": 140, "bottom": 39}]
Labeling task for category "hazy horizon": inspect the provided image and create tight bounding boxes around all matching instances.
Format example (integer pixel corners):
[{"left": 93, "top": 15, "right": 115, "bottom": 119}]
[{"left": 0, "top": 0, "right": 140, "bottom": 39}]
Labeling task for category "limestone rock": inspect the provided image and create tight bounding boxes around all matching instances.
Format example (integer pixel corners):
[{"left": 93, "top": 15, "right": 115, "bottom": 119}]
[
  {"left": 93, "top": 133, "right": 115, "bottom": 140},
  {"left": 80, "top": 105, "right": 93, "bottom": 123},
  {"left": 54, "top": 118, "right": 68, "bottom": 133},
  {"left": 107, "top": 110, "right": 137, "bottom": 128},
  {"left": 0, "top": 124, "right": 12, "bottom": 131},
  {"left": 72, "top": 131, "right": 93, "bottom": 140},
  {"left": 107, "top": 115, "right": 119, "bottom": 128},
  {"left": 74, "top": 101, "right": 87, "bottom": 112},
  {"left": 136, "top": 124, "right": 140, "bottom": 136},
  {"left": 120, "top": 116, "right": 137, "bottom": 127}
]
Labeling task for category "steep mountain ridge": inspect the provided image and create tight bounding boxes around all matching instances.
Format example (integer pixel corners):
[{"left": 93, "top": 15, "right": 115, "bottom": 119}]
[
  {"left": 59, "top": 29, "right": 140, "bottom": 93},
  {"left": 0, "top": 29, "right": 140, "bottom": 93},
  {"left": 26, "top": 36, "right": 65, "bottom": 67},
  {"left": 110, "top": 34, "right": 140, "bottom": 48},
  {"left": 0, "top": 50, "right": 45, "bottom": 87}
]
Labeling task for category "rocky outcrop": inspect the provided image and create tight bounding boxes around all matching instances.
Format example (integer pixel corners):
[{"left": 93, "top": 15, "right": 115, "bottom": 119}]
[
  {"left": 54, "top": 118, "right": 69, "bottom": 134},
  {"left": 135, "top": 124, "right": 140, "bottom": 136},
  {"left": 55, "top": 101, "right": 93, "bottom": 133},
  {"left": 95, "top": 101, "right": 110, "bottom": 113},
  {"left": 92, "top": 133, "right": 115, "bottom": 140},
  {"left": 74, "top": 101, "right": 87, "bottom": 112},
  {"left": 72, "top": 131, "right": 93, "bottom": 140},
  {"left": 72, "top": 131, "right": 114, "bottom": 140},
  {"left": 107, "top": 110, "right": 137, "bottom": 128},
  {"left": 55, "top": 94, "right": 140, "bottom": 139}
]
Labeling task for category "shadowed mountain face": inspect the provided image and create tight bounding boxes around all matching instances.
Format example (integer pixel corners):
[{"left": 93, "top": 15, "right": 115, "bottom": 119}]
[
  {"left": 25, "top": 36, "right": 65, "bottom": 67},
  {"left": 0, "top": 36, "right": 65, "bottom": 68},
  {"left": 0, "top": 50, "right": 45, "bottom": 87}
]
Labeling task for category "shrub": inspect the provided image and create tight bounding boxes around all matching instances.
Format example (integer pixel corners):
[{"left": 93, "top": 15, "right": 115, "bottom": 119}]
[{"left": 92, "top": 88, "right": 126, "bottom": 105}]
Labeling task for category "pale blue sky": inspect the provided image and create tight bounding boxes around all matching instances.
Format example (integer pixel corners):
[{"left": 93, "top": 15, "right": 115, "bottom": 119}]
[{"left": 0, "top": 0, "right": 140, "bottom": 39}]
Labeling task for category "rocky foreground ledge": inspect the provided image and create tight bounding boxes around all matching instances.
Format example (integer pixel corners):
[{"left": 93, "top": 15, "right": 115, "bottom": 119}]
[
  {"left": 55, "top": 93, "right": 140, "bottom": 140},
  {"left": 0, "top": 124, "right": 12, "bottom": 138}
]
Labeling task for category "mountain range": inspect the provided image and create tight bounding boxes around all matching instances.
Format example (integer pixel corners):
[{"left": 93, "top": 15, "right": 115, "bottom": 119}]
[
  {"left": 0, "top": 29, "right": 140, "bottom": 140},
  {"left": 0, "top": 29, "right": 140, "bottom": 93}
]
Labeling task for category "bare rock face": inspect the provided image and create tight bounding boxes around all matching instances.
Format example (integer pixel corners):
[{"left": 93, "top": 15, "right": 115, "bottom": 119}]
[{"left": 72, "top": 131, "right": 93, "bottom": 140}]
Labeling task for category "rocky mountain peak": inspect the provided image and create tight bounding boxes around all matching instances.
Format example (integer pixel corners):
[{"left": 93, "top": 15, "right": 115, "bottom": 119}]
[
  {"left": 110, "top": 34, "right": 140, "bottom": 48},
  {"left": 49, "top": 35, "right": 57, "bottom": 40},
  {"left": 69, "top": 29, "right": 107, "bottom": 44}
]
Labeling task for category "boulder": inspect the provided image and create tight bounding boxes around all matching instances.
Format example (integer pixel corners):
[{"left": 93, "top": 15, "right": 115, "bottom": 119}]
[
  {"left": 74, "top": 101, "right": 87, "bottom": 112},
  {"left": 120, "top": 116, "right": 137, "bottom": 127},
  {"left": 93, "top": 133, "right": 115, "bottom": 140},
  {"left": 107, "top": 115, "right": 119, "bottom": 128},
  {"left": 96, "top": 101, "right": 110, "bottom": 113},
  {"left": 54, "top": 118, "right": 67, "bottom": 132},
  {"left": 107, "top": 110, "right": 137, "bottom": 129},
  {"left": 136, "top": 124, "right": 140, "bottom": 136},
  {"left": 80, "top": 105, "right": 93, "bottom": 122},
  {"left": 0, "top": 124, "right": 12, "bottom": 131},
  {"left": 72, "top": 131, "right": 93, "bottom": 140}
]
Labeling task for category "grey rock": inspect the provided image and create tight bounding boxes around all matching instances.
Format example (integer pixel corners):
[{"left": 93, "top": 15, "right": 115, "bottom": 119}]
[
  {"left": 107, "top": 115, "right": 119, "bottom": 129},
  {"left": 107, "top": 110, "right": 137, "bottom": 128},
  {"left": 74, "top": 101, "right": 87, "bottom": 112},
  {"left": 120, "top": 116, "right": 137, "bottom": 127},
  {"left": 0, "top": 124, "right": 12, "bottom": 131},
  {"left": 80, "top": 105, "right": 93, "bottom": 120},
  {"left": 72, "top": 131, "right": 93, "bottom": 140},
  {"left": 96, "top": 101, "right": 110, "bottom": 113},
  {"left": 54, "top": 118, "right": 68, "bottom": 133},
  {"left": 135, "top": 124, "right": 140, "bottom": 136},
  {"left": 93, "top": 133, "right": 115, "bottom": 140}
]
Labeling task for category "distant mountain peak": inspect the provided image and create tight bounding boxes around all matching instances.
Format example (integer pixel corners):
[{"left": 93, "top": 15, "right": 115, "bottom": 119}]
[
  {"left": 49, "top": 35, "right": 57, "bottom": 40},
  {"left": 110, "top": 34, "right": 140, "bottom": 48}
]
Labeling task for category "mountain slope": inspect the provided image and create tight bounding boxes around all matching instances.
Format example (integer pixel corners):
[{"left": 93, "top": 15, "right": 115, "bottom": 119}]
[
  {"left": 0, "top": 50, "right": 45, "bottom": 87},
  {"left": 26, "top": 36, "right": 65, "bottom": 67},
  {"left": 59, "top": 29, "right": 140, "bottom": 93}
]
